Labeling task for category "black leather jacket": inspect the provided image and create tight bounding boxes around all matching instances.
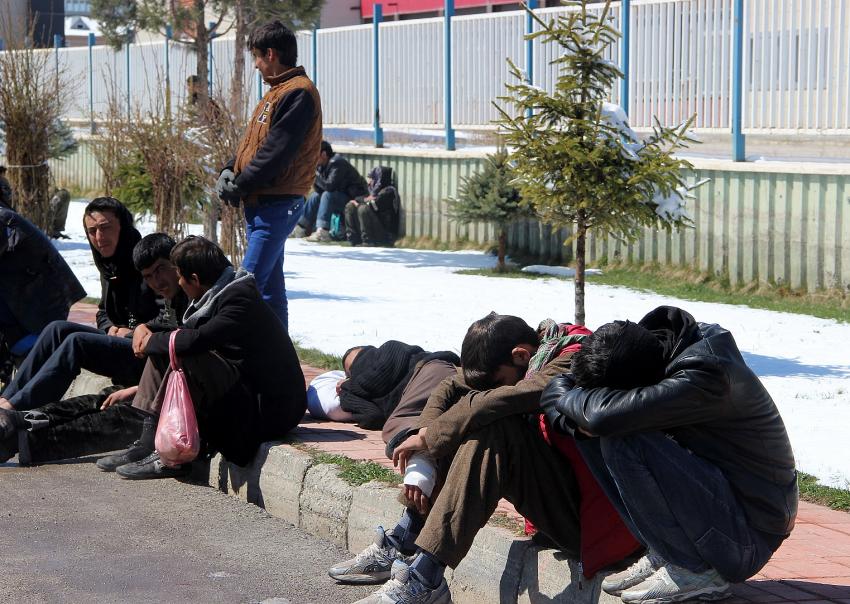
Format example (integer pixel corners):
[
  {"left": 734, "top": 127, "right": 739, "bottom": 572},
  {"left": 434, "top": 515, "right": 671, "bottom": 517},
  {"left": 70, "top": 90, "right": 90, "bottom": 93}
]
[{"left": 548, "top": 317, "right": 798, "bottom": 538}]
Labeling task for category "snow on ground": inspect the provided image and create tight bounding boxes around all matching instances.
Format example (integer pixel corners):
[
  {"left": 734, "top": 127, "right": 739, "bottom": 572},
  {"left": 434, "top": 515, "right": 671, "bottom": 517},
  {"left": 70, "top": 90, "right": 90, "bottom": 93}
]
[{"left": 60, "top": 201, "right": 850, "bottom": 489}]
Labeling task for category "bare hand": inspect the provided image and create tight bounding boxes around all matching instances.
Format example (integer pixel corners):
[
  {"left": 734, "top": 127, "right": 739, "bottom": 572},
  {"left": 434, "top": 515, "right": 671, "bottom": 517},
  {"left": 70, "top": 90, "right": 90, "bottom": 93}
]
[
  {"left": 108, "top": 326, "right": 132, "bottom": 337},
  {"left": 335, "top": 378, "right": 348, "bottom": 396},
  {"left": 0, "top": 398, "right": 13, "bottom": 410},
  {"left": 392, "top": 428, "right": 428, "bottom": 473},
  {"left": 403, "top": 485, "right": 431, "bottom": 515},
  {"left": 100, "top": 386, "right": 138, "bottom": 410},
  {"left": 132, "top": 324, "right": 153, "bottom": 357}
]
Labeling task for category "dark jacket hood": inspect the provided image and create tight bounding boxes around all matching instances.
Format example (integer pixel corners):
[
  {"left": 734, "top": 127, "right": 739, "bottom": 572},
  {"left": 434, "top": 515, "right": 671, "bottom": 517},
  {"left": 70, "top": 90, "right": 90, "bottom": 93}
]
[
  {"left": 86, "top": 200, "right": 141, "bottom": 281},
  {"left": 638, "top": 305, "right": 701, "bottom": 362}
]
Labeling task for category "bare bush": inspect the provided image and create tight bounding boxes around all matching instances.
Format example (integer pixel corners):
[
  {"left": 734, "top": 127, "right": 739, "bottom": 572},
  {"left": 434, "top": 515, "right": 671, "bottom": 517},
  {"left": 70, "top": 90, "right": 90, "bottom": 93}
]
[{"left": 0, "top": 24, "right": 68, "bottom": 229}]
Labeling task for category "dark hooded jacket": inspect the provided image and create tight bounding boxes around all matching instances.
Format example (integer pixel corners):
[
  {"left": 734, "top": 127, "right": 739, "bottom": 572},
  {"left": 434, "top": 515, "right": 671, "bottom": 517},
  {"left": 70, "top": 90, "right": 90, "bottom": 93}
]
[
  {"left": 550, "top": 306, "right": 798, "bottom": 539},
  {"left": 366, "top": 166, "right": 401, "bottom": 238},
  {"left": 0, "top": 207, "right": 86, "bottom": 340},
  {"left": 85, "top": 200, "right": 158, "bottom": 332},
  {"left": 145, "top": 268, "right": 306, "bottom": 464},
  {"left": 339, "top": 340, "right": 460, "bottom": 430},
  {"left": 314, "top": 154, "right": 368, "bottom": 199}
]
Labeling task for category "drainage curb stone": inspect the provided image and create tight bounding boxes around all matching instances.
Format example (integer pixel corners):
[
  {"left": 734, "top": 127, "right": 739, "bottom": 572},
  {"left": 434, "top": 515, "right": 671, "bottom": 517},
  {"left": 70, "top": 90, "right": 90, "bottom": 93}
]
[
  {"left": 348, "top": 480, "right": 405, "bottom": 553},
  {"left": 299, "top": 463, "right": 354, "bottom": 547}
]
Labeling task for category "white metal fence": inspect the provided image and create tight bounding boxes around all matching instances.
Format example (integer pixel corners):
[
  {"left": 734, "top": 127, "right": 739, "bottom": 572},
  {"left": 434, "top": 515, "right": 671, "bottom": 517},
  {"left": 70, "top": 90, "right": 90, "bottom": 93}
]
[{"left": 13, "top": 0, "right": 850, "bottom": 134}]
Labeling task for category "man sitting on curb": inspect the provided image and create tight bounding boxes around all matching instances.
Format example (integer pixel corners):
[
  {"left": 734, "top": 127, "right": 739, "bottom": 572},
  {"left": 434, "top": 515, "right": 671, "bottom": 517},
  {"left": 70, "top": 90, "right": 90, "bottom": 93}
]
[
  {"left": 542, "top": 305, "right": 798, "bottom": 603},
  {"left": 0, "top": 230, "right": 183, "bottom": 416},
  {"left": 0, "top": 234, "right": 188, "bottom": 464},
  {"left": 294, "top": 141, "right": 368, "bottom": 242},
  {"left": 332, "top": 313, "right": 639, "bottom": 604},
  {"left": 97, "top": 236, "right": 307, "bottom": 479}
]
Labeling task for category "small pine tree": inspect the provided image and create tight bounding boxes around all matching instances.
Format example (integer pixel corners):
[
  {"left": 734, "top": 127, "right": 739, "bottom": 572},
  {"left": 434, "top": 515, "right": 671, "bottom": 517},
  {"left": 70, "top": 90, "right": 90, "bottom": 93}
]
[
  {"left": 448, "top": 149, "right": 526, "bottom": 272},
  {"left": 496, "top": 0, "right": 700, "bottom": 325}
]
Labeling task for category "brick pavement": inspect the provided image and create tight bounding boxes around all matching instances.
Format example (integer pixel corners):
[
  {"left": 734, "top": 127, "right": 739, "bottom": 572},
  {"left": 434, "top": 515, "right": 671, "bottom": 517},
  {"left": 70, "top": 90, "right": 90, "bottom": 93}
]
[{"left": 70, "top": 303, "right": 850, "bottom": 601}]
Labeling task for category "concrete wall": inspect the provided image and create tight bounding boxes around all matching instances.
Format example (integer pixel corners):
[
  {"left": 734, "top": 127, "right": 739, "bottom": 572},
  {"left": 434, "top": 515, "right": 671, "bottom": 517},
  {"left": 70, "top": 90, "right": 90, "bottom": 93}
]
[{"left": 36, "top": 141, "right": 850, "bottom": 293}]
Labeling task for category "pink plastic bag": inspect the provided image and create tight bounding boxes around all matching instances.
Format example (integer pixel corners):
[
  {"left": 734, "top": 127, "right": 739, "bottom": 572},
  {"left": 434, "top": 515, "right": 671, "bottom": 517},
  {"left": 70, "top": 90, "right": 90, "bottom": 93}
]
[{"left": 154, "top": 330, "right": 201, "bottom": 467}]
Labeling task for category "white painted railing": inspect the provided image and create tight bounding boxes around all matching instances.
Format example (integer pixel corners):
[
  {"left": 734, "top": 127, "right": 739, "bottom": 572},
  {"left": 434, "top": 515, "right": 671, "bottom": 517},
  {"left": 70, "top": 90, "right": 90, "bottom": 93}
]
[{"left": 13, "top": 0, "right": 850, "bottom": 134}]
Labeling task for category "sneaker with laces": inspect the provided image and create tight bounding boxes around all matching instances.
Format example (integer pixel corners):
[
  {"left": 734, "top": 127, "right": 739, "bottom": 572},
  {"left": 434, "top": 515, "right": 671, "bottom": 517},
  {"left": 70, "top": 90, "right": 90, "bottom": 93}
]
[
  {"left": 602, "top": 550, "right": 664, "bottom": 596},
  {"left": 621, "top": 563, "right": 730, "bottom": 603},
  {"left": 351, "top": 559, "right": 450, "bottom": 604},
  {"left": 330, "top": 527, "right": 406, "bottom": 584},
  {"left": 115, "top": 451, "right": 191, "bottom": 480},
  {"left": 306, "top": 228, "right": 331, "bottom": 242}
]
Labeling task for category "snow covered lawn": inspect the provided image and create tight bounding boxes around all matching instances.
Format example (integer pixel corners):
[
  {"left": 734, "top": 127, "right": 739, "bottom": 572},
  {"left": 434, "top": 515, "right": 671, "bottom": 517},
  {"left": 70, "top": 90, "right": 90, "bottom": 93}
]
[{"left": 59, "top": 202, "right": 850, "bottom": 489}]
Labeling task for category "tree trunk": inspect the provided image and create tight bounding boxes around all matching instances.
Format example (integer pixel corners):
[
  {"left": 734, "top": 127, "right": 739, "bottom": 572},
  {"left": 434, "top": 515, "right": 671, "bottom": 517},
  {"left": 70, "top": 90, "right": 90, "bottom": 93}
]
[
  {"left": 574, "top": 213, "right": 587, "bottom": 326},
  {"left": 497, "top": 228, "right": 507, "bottom": 272},
  {"left": 230, "top": 0, "right": 247, "bottom": 118}
]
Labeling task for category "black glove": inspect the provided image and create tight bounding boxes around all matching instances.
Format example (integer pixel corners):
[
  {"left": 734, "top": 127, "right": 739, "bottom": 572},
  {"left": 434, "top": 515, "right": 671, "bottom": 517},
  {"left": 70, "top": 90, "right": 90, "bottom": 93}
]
[
  {"left": 539, "top": 373, "right": 577, "bottom": 436},
  {"left": 215, "top": 169, "right": 242, "bottom": 206}
]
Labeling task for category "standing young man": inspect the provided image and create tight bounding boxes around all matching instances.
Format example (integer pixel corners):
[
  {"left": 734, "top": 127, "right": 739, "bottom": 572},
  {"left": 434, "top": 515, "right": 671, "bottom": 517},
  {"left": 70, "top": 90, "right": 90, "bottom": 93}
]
[{"left": 216, "top": 21, "right": 322, "bottom": 331}]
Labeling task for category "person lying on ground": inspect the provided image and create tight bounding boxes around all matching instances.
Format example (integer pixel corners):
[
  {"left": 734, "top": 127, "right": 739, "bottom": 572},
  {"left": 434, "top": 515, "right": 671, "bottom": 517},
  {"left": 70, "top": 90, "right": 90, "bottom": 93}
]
[
  {"left": 0, "top": 204, "right": 85, "bottom": 385},
  {"left": 337, "top": 341, "right": 459, "bottom": 430},
  {"left": 0, "top": 205, "right": 171, "bottom": 412},
  {"left": 0, "top": 233, "right": 188, "bottom": 462},
  {"left": 332, "top": 314, "right": 639, "bottom": 604},
  {"left": 344, "top": 165, "right": 401, "bottom": 247},
  {"left": 96, "top": 235, "right": 307, "bottom": 480},
  {"left": 293, "top": 140, "right": 368, "bottom": 242},
  {"left": 541, "top": 305, "right": 798, "bottom": 604}
]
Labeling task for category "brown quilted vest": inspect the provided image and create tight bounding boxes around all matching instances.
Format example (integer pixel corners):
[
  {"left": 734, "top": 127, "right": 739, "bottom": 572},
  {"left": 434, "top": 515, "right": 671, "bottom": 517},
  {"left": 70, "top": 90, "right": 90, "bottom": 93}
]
[{"left": 234, "top": 66, "right": 322, "bottom": 203}]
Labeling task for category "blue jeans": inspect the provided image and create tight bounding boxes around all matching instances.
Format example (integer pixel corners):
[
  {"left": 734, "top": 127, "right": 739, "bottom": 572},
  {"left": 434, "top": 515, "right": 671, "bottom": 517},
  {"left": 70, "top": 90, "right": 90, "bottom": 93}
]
[
  {"left": 1, "top": 320, "right": 145, "bottom": 411},
  {"left": 301, "top": 190, "right": 350, "bottom": 230},
  {"left": 243, "top": 197, "right": 304, "bottom": 330},
  {"left": 576, "top": 432, "right": 779, "bottom": 582}
]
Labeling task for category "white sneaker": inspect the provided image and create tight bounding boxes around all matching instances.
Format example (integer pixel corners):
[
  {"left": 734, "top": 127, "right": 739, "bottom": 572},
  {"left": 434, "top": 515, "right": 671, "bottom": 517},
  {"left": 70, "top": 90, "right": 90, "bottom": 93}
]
[
  {"left": 306, "top": 228, "right": 331, "bottom": 242},
  {"left": 621, "top": 563, "right": 730, "bottom": 603},
  {"left": 351, "top": 559, "right": 451, "bottom": 604},
  {"left": 329, "top": 527, "right": 404, "bottom": 584},
  {"left": 601, "top": 551, "right": 664, "bottom": 596}
]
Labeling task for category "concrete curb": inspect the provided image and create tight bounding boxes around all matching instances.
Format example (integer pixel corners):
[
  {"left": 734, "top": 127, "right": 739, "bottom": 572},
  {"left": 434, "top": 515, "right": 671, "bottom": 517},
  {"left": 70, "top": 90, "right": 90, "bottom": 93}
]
[
  {"left": 64, "top": 373, "right": 618, "bottom": 602},
  {"left": 195, "top": 443, "right": 621, "bottom": 604}
]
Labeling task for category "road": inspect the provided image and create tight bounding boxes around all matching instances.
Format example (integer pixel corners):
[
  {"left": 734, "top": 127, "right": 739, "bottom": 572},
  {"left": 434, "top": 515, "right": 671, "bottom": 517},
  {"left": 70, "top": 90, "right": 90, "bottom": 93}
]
[{"left": 0, "top": 457, "right": 375, "bottom": 604}]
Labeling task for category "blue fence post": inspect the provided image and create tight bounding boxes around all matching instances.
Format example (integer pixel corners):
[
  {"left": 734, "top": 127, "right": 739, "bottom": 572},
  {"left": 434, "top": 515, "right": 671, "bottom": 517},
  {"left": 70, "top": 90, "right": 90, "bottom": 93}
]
[
  {"left": 373, "top": 4, "right": 384, "bottom": 148},
  {"left": 312, "top": 27, "right": 318, "bottom": 84},
  {"left": 444, "top": 0, "right": 455, "bottom": 151},
  {"left": 125, "top": 38, "right": 131, "bottom": 117},
  {"left": 208, "top": 21, "right": 215, "bottom": 97},
  {"left": 88, "top": 33, "right": 95, "bottom": 133},
  {"left": 620, "top": 0, "right": 630, "bottom": 115},
  {"left": 165, "top": 24, "right": 172, "bottom": 117},
  {"left": 731, "top": 0, "right": 745, "bottom": 161},
  {"left": 256, "top": 70, "right": 263, "bottom": 101},
  {"left": 525, "top": 0, "right": 537, "bottom": 119},
  {"left": 53, "top": 34, "right": 61, "bottom": 84},
  {"left": 0, "top": 38, "right": 4, "bottom": 50}
]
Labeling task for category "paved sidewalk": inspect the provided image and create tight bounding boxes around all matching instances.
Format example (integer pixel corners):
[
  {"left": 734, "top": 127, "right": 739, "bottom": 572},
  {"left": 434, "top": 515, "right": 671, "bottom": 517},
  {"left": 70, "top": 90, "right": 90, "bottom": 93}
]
[{"left": 70, "top": 303, "right": 850, "bottom": 602}]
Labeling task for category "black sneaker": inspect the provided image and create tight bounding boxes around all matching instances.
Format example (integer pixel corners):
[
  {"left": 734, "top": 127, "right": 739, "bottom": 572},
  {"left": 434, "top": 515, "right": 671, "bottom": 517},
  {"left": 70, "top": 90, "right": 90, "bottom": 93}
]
[
  {"left": 0, "top": 407, "right": 26, "bottom": 440},
  {"left": 96, "top": 441, "right": 153, "bottom": 472},
  {"left": 116, "top": 451, "right": 191, "bottom": 480}
]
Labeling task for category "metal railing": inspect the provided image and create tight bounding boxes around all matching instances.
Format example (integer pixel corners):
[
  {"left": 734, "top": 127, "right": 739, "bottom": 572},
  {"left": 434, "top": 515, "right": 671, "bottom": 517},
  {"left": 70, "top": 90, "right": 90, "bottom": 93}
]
[{"left": 2, "top": 0, "right": 848, "bottom": 157}]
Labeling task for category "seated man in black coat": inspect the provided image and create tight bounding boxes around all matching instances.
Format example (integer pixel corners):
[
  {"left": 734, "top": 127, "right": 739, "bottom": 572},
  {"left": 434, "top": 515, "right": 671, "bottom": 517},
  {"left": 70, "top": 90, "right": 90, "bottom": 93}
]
[
  {"left": 0, "top": 225, "right": 179, "bottom": 412},
  {"left": 0, "top": 205, "right": 85, "bottom": 384},
  {"left": 543, "top": 306, "right": 798, "bottom": 604},
  {"left": 98, "top": 236, "right": 307, "bottom": 479}
]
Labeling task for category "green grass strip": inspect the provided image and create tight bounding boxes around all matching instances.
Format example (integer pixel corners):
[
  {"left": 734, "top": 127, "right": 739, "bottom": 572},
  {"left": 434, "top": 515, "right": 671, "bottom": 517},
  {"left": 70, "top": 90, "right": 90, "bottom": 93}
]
[
  {"left": 293, "top": 443, "right": 401, "bottom": 487},
  {"left": 293, "top": 343, "right": 343, "bottom": 371},
  {"left": 798, "top": 472, "right": 850, "bottom": 512}
]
